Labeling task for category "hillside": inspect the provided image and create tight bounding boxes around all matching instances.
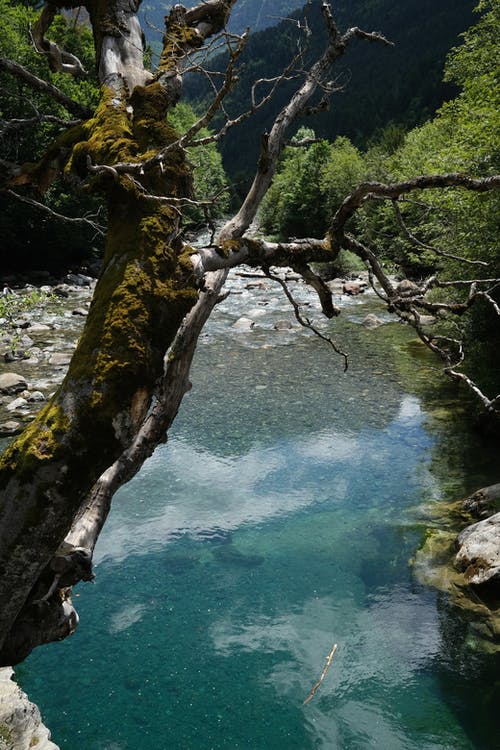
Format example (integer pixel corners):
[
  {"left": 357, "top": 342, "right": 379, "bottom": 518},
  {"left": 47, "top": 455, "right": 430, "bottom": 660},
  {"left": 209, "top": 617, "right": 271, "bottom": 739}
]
[
  {"left": 140, "top": 0, "right": 302, "bottom": 51},
  {"left": 184, "top": 0, "right": 477, "bottom": 188}
]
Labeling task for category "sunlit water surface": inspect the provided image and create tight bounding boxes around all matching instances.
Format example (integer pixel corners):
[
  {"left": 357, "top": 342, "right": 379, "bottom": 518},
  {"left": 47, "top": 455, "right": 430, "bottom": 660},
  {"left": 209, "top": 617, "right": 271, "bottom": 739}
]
[{"left": 17, "top": 272, "right": 498, "bottom": 749}]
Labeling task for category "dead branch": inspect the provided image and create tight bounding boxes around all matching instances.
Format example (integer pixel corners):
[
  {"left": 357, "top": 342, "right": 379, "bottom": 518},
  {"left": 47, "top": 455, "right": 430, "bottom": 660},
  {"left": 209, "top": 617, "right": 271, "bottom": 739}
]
[
  {"left": 6, "top": 189, "right": 105, "bottom": 236},
  {"left": 222, "top": 2, "right": 393, "bottom": 240},
  {"left": 303, "top": 643, "right": 338, "bottom": 705},
  {"left": 0, "top": 58, "right": 91, "bottom": 119},
  {"left": 391, "top": 200, "right": 489, "bottom": 267},
  {"left": 32, "top": 3, "right": 86, "bottom": 77},
  {"left": 264, "top": 268, "right": 348, "bottom": 370},
  {"left": 331, "top": 174, "right": 500, "bottom": 248}
]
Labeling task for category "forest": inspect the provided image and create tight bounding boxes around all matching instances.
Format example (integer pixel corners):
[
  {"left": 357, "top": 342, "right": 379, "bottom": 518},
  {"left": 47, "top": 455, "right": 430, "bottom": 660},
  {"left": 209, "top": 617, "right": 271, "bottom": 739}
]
[{"left": 0, "top": 0, "right": 499, "bottom": 747}]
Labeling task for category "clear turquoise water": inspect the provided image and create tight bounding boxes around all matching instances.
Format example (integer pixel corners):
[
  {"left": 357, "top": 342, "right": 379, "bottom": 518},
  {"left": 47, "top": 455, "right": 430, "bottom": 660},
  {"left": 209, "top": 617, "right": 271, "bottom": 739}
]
[{"left": 16, "top": 277, "right": 499, "bottom": 749}]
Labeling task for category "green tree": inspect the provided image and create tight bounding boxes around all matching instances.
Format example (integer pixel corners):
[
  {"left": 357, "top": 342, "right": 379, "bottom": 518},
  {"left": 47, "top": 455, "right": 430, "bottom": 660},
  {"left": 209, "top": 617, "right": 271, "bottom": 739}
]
[
  {"left": 261, "top": 130, "right": 365, "bottom": 238},
  {"left": 168, "top": 102, "right": 229, "bottom": 226}
]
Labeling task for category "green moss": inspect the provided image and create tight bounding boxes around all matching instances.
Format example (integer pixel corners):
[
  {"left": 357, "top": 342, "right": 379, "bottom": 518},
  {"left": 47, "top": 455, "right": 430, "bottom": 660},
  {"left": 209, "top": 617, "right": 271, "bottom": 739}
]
[
  {"left": 159, "top": 24, "right": 203, "bottom": 72},
  {"left": 0, "top": 400, "right": 69, "bottom": 481},
  {"left": 0, "top": 722, "right": 12, "bottom": 743}
]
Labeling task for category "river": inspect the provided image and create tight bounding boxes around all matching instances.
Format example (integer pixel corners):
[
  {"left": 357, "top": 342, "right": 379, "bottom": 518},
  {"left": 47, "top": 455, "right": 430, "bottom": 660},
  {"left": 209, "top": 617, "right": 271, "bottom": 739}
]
[{"left": 16, "top": 269, "right": 499, "bottom": 749}]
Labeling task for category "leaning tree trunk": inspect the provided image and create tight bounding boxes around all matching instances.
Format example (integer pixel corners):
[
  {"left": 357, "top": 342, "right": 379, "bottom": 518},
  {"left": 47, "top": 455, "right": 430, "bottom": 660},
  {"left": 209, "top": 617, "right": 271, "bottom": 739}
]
[{"left": 0, "top": 0, "right": 235, "bottom": 665}]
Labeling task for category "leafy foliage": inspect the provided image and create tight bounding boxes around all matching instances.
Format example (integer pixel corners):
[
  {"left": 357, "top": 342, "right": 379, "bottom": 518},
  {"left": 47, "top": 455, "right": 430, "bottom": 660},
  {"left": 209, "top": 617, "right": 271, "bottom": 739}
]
[
  {"left": 0, "top": 0, "right": 102, "bottom": 271},
  {"left": 168, "top": 102, "right": 230, "bottom": 227},
  {"left": 260, "top": 129, "right": 365, "bottom": 237}
]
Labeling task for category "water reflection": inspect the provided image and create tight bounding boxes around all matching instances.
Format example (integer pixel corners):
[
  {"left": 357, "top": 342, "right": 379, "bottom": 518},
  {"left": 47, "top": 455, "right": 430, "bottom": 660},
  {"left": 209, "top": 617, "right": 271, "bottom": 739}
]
[{"left": 16, "top": 269, "right": 498, "bottom": 749}]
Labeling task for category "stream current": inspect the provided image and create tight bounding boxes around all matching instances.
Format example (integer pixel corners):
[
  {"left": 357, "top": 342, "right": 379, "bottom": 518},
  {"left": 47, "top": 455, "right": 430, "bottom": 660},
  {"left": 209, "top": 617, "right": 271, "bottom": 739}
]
[{"left": 17, "top": 269, "right": 499, "bottom": 749}]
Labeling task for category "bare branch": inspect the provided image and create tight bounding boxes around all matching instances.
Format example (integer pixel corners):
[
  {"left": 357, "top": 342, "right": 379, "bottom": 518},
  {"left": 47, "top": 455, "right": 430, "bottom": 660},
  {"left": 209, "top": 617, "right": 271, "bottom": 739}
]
[
  {"left": 391, "top": 199, "right": 489, "bottom": 267},
  {"left": 190, "top": 236, "right": 332, "bottom": 277},
  {"left": 331, "top": 174, "right": 500, "bottom": 247},
  {"left": 0, "top": 58, "right": 92, "bottom": 119},
  {"left": 6, "top": 189, "right": 105, "bottom": 236},
  {"left": 32, "top": 3, "right": 86, "bottom": 77},
  {"left": 264, "top": 267, "right": 348, "bottom": 371},
  {"left": 221, "top": 2, "right": 394, "bottom": 240}
]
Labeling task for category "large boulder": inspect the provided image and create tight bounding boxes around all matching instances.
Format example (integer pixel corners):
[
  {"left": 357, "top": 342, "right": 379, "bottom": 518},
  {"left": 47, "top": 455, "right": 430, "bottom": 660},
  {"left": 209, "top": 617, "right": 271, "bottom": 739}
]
[
  {"left": 0, "top": 667, "right": 58, "bottom": 749},
  {"left": 0, "top": 374, "right": 27, "bottom": 396},
  {"left": 455, "top": 512, "right": 500, "bottom": 587}
]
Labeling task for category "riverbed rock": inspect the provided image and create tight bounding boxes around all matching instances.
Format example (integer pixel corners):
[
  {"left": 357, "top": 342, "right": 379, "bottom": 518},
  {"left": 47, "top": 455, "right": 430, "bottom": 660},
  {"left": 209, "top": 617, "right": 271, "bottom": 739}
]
[
  {"left": 65, "top": 272, "right": 93, "bottom": 287},
  {"left": 0, "top": 667, "right": 59, "bottom": 750},
  {"left": 52, "top": 285, "right": 70, "bottom": 298},
  {"left": 0, "top": 374, "right": 27, "bottom": 395},
  {"left": 396, "top": 279, "right": 419, "bottom": 294},
  {"left": 48, "top": 353, "right": 72, "bottom": 366},
  {"left": 245, "top": 280, "right": 266, "bottom": 290},
  {"left": 27, "top": 391, "right": 46, "bottom": 403},
  {"left": 71, "top": 308, "right": 88, "bottom": 317},
  {"left": 6, "top": 398, "right": 29, "bottom": 413},
  {"left": 26, "top": 323, "right": 51, "bottom": 334},
  {"left": 232, "top": 317, "right": 255, "bottom": 331},
  {"left": 455, "top": 512, "right": 500, "bottom": 587},
  {"left": 362, "top": 313, "right": 383, "bottom": 329},
  {"left": 0, "top": 421, "right": 21, "bottom": 436},
  {"left": 342, "top": 281, "right": 366, "bottom": 296},
  {"left": 274, "top": 319, "right": 293, "bottom": 330}
]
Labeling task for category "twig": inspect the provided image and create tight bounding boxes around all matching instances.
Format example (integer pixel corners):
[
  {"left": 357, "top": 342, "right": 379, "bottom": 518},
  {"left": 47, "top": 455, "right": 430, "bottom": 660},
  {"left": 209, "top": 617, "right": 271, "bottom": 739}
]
[
  {"left": 264, "top": 268, "right": 348, "bottom": 371},
  {"left": 303, "top": 642, "right": 338, "bottom": 705}
]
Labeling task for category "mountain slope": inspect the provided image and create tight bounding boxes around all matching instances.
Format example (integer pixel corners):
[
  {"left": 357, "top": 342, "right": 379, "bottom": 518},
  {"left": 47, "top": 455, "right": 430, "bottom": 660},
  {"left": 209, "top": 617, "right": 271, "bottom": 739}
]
[
  {"left": 140, "top": 0, "right": 303, "bottom": 47},
  {"left": 184, "top": 0, "right": 477, "bottom": 187}
]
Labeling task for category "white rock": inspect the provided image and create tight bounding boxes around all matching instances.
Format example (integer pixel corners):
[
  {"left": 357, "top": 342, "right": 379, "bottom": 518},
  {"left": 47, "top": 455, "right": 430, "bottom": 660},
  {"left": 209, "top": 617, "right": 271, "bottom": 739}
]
[
  {"left": 0, "top": 667, "right": 59, "bottom": 749},
  {"left": 0, "top": 373, "right": 27, "bottom": 395},
  {"left": 232, "top": 317, "right": 255, "bottom": 331},
  {"left": 26, "top": 323, "right": 51, "bottom": 333},
  {"left": 28, "top": 391, "right": 46, "bottom": 402},
  {"left": 6, "top": 397, "right": 28, "bottom": 412},
  {"left": 455, "top": 512, "right": 500, "bottom": 586},
  {"left": 48, "top": 353, "right": 72, "bottom": 366},
  {"left": 0, "top": 420, "right": 21, "bottom": 436}
]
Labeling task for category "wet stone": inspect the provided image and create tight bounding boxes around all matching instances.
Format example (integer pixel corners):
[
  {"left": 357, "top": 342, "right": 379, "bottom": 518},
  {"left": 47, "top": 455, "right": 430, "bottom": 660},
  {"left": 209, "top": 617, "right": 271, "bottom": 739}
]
[{"left": 0, "top": 372, "right": 27, "bottom": 394}]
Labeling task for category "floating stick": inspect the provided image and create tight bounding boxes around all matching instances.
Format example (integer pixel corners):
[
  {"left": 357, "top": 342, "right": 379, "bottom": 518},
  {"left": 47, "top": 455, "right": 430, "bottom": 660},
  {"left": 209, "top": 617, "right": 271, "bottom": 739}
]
[{"left": 303, "top": 643, "right": 338, "bottom": 705}]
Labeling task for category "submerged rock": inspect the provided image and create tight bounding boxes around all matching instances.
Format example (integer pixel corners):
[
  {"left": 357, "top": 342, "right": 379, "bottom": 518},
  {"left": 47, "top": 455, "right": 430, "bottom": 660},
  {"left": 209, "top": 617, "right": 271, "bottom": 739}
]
[
  {"left": 0, "top": 667, "right": 59, "bottom": 749},
  {"left": 274, "top": 319, "right": 292, "bottom": 330},
  {"left": 361, "top": 313, "right": 383, "bottom": 329}
]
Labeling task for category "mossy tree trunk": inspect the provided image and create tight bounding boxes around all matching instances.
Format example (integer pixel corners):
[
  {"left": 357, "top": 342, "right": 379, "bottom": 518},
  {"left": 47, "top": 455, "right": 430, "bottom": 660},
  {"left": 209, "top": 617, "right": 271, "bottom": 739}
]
[{"left": 0, "top": 0, "right": 235, "bottom": 665}]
